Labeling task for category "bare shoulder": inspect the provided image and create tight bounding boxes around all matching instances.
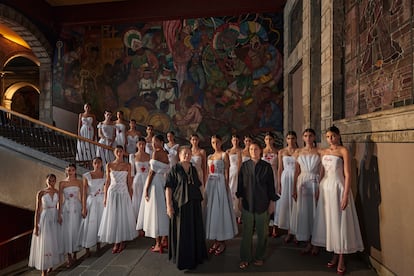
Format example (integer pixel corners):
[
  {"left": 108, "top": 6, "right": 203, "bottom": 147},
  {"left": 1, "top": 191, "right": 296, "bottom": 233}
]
[{"left": 37, "top": 190, "right": 45, "bottom": 199}]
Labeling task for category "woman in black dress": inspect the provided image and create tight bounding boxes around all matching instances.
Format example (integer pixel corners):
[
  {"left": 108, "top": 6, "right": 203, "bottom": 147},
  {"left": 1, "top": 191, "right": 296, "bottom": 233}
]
[{"left": 165, "top": 146, "right": 207, "bottom": 270}]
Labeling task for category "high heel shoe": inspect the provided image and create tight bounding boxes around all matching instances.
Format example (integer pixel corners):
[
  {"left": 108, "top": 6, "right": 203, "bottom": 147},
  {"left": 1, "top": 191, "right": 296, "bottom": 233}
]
[
  {"left": 151, "top": 245, "right": 163, "bottom": 254},
  {"left": 327, "top": 261, "right": 337, "bottom": 268},
  {"left": 161, "top": 240, "right": 168, "bottom": 249},
  {"left": 112, "top": 245, "right": 119, "bottom": 254},
  {"left": 117, "top": 243, "right": 126, "bottom": 253},
  {"left": 208, "top": 243, "right": 218, "bottom": 254},
  {"left": 337, "top": 266, "right": 346, "bottom": 275},
  {"left": 284, "top": 234, "right": 292, "bottom": 243},
  {"left": 214, "top": 244, "right": 226, "bottom": 256}
]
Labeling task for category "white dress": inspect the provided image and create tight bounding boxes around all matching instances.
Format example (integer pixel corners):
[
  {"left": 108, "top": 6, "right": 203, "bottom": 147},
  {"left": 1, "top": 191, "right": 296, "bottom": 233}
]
[
  {"left": 204, "top": 153, "right": 238, "bottom": 240},
  {"left": 76, "top": 116, "right": 95, "bottom": 161},
  {"left": 129, "top": 154, "right": 149, "bottom": 220},
  {"left": 126, "top": 134, "right": 139, "bottom": 154},
  {"left": 312, "top": 155, "right": 364, "bottom": 254},
  {"left": 114, "top": 123, "right": 126, "bottom": 147},
  {"left": 228, "top": 153, "right": 240, "bottom": 217},
  {"left": 29, "top": 193, "right": 63, "bottom": 270},
  {"left": 292, "top": 154, "right": 320, "bottom": 241},
  {"left": 98, "top": 171, "right": 137, "bottom": 243},
  {"left": 77, "top": 172, "right": 105, "bottom": 248},
  {"left": 96, "top": 123, "right": 115, "bottom": 166},
  {"left": 274, "top": 155, "right": 296, "bottom": 230},
  {"left": 164, "top": 143, "right": 179, "bottom": 168},
  {"left": 145, "top": 142, "right": 153, "bottom": 156},
  {"left": 61, "top": 186, "right": 82, "bottom": 254},
  {"left": 191, "top": 155, "right": 204, "bottom": 185},
  {"left": 136, "top": 159, "right": 170, "bottom": 237},
  {"left": 262, "top": 152, "right": 278, "bottom": 224}
]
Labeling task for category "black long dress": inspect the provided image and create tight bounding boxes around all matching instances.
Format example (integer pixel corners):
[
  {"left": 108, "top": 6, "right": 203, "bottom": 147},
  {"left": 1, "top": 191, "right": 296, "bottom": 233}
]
[{"left": 166, "top": 162, "right": 207, "bottom": 270}]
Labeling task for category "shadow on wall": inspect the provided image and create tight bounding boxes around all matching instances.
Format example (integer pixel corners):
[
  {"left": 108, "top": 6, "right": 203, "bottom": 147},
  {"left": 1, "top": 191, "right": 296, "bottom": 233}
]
[{"left": 355, "top": 135, "right": 382, "bottom": 255}]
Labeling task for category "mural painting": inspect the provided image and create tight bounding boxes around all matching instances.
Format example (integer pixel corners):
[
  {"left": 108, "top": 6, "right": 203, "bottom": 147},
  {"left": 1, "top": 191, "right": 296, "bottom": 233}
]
[{"left": 52, "top": 14, "right": 284, "bottom": 141}]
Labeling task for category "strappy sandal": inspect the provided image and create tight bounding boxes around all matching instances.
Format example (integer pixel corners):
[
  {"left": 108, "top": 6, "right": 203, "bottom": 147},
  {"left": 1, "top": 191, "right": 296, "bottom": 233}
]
[
  {"left": 208, "top": 242, "right": 218, "bottom": 254},
  {"left": 214, "top": 244, "right": 226, "bottom": 256},
  {"left": 253, "top": 260, "right": 264, "bottom": 266},
  {"left": 239, "top": 261, "right": 249, "bottom": 270}
]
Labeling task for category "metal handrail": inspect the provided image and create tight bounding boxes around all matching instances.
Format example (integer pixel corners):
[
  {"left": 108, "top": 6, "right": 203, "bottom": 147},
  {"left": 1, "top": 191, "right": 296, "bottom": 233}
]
[
  {"left": 0, "top": 107, "right": 115, "bottom": 167},
  {"left": 0, "top": 230, "right": 32, "bottom": 247},
  {"left": 0, "top": 229, "right": 32, "bottom": 270}
]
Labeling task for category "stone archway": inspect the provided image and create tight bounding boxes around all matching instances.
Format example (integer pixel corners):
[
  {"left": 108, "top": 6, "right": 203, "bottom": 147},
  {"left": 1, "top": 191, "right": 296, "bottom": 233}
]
[
  {"left": 0, "top": 4, "right": 53, "bottom": 124},
  {"left": 4, "top": 82, "right": 40, "bottom": 118}
]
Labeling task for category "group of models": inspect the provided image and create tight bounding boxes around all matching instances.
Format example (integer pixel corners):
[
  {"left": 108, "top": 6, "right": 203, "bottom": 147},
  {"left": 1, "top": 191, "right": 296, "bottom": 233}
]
[{"left": 29, "top": 120, "right": 363, "bottom": 275}]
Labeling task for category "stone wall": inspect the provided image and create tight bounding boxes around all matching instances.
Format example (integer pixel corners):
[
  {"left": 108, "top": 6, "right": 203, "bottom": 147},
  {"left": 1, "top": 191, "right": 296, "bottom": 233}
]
[{"left": 285, "top": 0, "right": 414, "bottom": 275}]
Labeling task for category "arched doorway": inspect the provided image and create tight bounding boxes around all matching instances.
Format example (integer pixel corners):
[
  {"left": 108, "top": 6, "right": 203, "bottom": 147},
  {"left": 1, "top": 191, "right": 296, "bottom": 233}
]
[
  {"left": 11, "top": 87, "right": 39, "bottom": 119},
  {"left": 2, "top": 56, "right": 40, "bottom": 119}
]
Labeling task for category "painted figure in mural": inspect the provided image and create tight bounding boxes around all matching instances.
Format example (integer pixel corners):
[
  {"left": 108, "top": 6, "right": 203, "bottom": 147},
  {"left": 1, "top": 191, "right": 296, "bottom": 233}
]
[
  {"left": 58, "top": 163, "right": 82, "bottom": 268},
  {"left": 292, "top": 128, "right": 321, "bottom": 256},
  {"left": 76, "top": 103, "right": 97, "bottom": 164},
  {"left": 312, "top": 126, "right": 364, "bottom": 275},
  {"left": 188, "top": 53, "right": 206, "bottom": 104},
  {"left": 80, "top": 46, "right": 103, "bottom": 107},
  {"left": 96, "top": 63, "right": 118, "bottom": 114},
  {"left": 161, "top": 79, "right": 178, "bottom": 118},
  {"left": 156, "top": 67, "right": 172, "bottom": 109},
  {"left": 175, "top": 96, "right": 203, "bottom": 138},
  {"left": 138, "top": 69, "right": 155, "bottom": 97},
  {"left": 29, "top": 174, "right": 62, "bottom": 276},
  {"left": 172, "top": 30, "right": 193, "bottom": 90},
  {"left": 117, "top": 67, "right": 139, "bottom": 108},
  {"left": 125, "top": 37, "right": 159, "bottom": 74}
]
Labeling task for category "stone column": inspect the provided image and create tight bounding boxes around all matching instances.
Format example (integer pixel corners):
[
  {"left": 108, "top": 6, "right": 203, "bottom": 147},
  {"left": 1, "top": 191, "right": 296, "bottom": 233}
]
[{"left": 38, "top": 61, "right": 53, "bottom": 124}]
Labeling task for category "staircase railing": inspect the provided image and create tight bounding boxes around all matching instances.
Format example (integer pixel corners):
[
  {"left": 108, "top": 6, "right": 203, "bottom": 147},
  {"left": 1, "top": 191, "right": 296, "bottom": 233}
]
[
  {"left": 0, "top": 106, "right": 115, "bottom": 168},
  {"left": 0, "top": 230, "right": 32, "bottom": 270}
]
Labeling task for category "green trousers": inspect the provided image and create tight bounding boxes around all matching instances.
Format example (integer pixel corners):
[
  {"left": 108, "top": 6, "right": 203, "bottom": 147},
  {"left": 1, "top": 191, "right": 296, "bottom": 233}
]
[{"left": 240, "top": 208, "right": 269, "bottom": 262}]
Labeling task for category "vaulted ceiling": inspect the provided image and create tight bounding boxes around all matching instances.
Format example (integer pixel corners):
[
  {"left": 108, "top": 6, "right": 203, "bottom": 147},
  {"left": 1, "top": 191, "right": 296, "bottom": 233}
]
[{"left": 5, "top": 0, "right": 286, "bottom": 26}]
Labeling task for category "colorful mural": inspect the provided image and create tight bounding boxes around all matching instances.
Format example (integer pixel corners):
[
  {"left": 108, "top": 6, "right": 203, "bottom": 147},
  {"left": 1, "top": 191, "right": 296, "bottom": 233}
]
[{"left": 52, "top": 13, "right": 284, "bottom": 141}]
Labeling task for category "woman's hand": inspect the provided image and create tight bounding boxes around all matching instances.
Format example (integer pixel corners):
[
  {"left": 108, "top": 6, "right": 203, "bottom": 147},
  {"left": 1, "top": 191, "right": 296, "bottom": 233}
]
[
  {"left": 82, "top": 209, "right": 87, "bottom": 218},
  {"left": 341, "top": 193, "right": 349, "bottom": 210},
  {"left": 34, "top": 225, "right": 39, "bottom": 236},
  {"left": 292, "top": 192, "right": 297, "bottom": 202},
  {"left": 145, "top": 190, "right": 150, "bottom": 201},
  {"left": 167, "top": 205, "right": 174, "bottom": 218},
  {"left": 267, "top": 201, "right": 275, "bottom": 214},
  {"left": 58, "top": 214, "right": 62, "bottom": 225}
]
